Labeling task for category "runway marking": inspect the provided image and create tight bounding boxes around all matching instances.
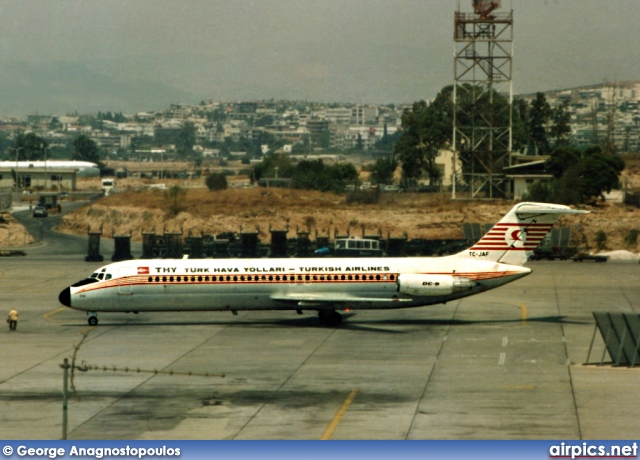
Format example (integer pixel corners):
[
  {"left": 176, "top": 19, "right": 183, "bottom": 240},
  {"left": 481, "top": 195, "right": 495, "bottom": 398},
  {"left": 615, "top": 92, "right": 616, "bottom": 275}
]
[
  {"left": 321, "top": 388, "right": 359, "bottom": 440},
  {"left": 498, "top": 352, "right": 506, "bottom": 365},
  {"left": 511, "top": 302, "right": 528, "bottom": 323},
  {"left": 44, "top": 307, "right": 66, "bottom": 319},
  {"left": 502, "top": 336, "right": 508, "bottom": 347}
]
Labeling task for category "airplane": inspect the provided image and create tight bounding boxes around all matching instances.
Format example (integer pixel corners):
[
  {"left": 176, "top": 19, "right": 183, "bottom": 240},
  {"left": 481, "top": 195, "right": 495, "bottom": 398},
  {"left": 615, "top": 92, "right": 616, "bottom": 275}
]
[
  {"left": 0, "top": 160, "right": 100, "bottom": 177},
  {"left": 58, "top": 202, "right": 587, "bottom": 327}
]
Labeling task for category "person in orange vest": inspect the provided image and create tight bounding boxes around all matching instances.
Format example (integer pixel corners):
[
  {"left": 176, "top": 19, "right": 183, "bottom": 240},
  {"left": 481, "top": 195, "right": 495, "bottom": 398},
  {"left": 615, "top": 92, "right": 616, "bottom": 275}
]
[{"left": 7, "top": 309, "right": 18, "bottom": 331}]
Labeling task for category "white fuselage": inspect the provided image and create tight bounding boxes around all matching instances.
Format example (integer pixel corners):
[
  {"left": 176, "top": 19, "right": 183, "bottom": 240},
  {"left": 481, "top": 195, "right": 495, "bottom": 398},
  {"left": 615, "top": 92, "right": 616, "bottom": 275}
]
[
  {"left": 0, "top": 160, "right": 100, "bottom": 177},
  {"left": 63, "top": 255, "right": 531, "bottom": 313}
]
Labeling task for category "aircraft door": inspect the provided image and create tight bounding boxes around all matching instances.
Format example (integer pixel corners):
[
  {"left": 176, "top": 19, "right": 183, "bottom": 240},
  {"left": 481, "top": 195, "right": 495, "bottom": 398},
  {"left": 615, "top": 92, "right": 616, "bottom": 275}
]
[{"left": 118, "top": 266, "right": 133, "bottom": 295}]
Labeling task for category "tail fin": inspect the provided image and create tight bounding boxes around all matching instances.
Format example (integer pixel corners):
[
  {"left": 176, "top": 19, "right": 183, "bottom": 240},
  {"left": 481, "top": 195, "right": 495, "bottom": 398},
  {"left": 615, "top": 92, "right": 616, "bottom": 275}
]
[{"left": 458, "top": 202, "right": 588, "bottom": 266}]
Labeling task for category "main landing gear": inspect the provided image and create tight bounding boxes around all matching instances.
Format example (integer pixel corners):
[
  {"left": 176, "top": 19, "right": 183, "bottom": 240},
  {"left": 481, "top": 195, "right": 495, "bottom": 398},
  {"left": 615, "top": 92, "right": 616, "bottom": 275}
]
[
  {"left": 87, "top": 312, "right": 98, "bottom": 326},
  {"left": 318, "top": 309, "right": 343, "bottom": 327}
]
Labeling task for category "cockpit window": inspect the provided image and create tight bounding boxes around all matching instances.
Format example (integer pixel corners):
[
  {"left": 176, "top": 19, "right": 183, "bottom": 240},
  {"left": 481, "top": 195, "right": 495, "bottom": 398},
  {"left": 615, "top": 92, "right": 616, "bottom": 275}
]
[
  {"left": 71, "top": 278, "right": 100, "bottom": 288},
  {"left": 89, "top": 268, "right": 110, "bottom": 281}
]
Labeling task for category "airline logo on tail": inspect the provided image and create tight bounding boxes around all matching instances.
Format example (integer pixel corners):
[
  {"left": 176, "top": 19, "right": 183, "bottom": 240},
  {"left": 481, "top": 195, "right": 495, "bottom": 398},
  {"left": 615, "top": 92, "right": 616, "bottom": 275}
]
[
  {"left": 460, "top": 202, "right": 588, "bottom": 266},
  {"left": 470, "top": 223, "right": 553, "bottom": 252}
]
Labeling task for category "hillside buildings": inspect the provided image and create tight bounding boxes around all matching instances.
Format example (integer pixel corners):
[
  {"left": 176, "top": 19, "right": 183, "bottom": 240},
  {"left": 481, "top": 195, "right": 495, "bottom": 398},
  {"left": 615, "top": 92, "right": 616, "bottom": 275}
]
[{"left": 0, "top": 80, "right": 638, "bottom": 193}]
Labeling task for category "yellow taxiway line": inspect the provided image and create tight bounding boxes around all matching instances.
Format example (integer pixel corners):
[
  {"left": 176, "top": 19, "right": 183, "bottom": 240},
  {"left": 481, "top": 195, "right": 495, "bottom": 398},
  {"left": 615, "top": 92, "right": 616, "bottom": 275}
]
[
  {"left": 514, "top": 302, "right": 528, "bottom": 323},
  {"left": 320, "top": 388, "right": 359, "bottom": 440},
  {"left": 80, "top": 326, "right": 95, "bottom": 335},
  {"left": 44, "top": 307, "right": 67, "bottom": 319}
]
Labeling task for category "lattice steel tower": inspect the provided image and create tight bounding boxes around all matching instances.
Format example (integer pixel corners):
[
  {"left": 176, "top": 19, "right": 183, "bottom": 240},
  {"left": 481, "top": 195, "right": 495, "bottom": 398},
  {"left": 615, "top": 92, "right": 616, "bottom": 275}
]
[{"left": 452, "top": 1, "right": 513, "bottom": 198}]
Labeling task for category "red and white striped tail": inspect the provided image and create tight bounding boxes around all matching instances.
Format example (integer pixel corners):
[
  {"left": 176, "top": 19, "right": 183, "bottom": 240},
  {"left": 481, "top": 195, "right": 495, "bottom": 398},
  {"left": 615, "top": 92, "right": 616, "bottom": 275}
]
[{"left": 459, "top": 202, "right": 588, "bottom": 266}]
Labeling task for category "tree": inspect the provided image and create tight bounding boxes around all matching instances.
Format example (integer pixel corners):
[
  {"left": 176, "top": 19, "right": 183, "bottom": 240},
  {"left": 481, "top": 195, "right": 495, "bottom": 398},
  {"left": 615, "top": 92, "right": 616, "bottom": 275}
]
[
  {"left": 317, "top": 129, "right": 331, "bottom": 149},
  {"left": 205, "top": 173, "right": 228, "bottom": 191},
  {"left": 48, "top": 117, "right": 62, "bottom": 130},
  {"left": 163, "top": 185, "right": 188, "bottom": 216},
  {"left": 545, "top": 145, "right": 625, "bottom": 204},
  {"left": 176, "top": 122, "right": 197, "bottom": 157},
  {"left": 252, "top": 152, "right": 295, "bottom": 182},
  {"left": 254, "top": 115, "right": 274, "bottom": 127},
  {"left": 394, "top": 99, "right": 449, "bottom": 184},
  {"left": 14, "top": 132, "right": 48, "bottom": 161},
  {"left": 578, "top": 146, "right": 625, "bottom": 201},
  {"left": 512, "top": 98, "right": 530, "bottom": 153},
  {"left": 328, "top": 162, "right": 358, "bottom": 188},
  {"left": 73, "top": 135, "right": 102, "bottom": 166},
  {"left": 290, "top": 159, "right": 357, "bottom": 193},
  {"left": 454, "top": 84, "right": 523, "bottom": 184},
  {"left": 370, "top": 157, "right": 398, "bottom": 185},
  {"left": 528, "top": 92, "right": 552, "bottom": 155},
  {"left": 549, "top": 100, "right": 572, "bottom": 148},
  {"left": 545, "top": 145, "right": 581, "bottom": 179},
  {"left": 395, "top": 84, "right": 523, "bottom": 187}
]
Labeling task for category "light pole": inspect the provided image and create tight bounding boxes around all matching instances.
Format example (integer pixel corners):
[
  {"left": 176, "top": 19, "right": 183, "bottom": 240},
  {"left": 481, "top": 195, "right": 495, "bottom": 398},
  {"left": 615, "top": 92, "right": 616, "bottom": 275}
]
[
  {"left": 14, "top": 147, "right": 23, "bottom": 191},
  {"left": 44, "top": 147, "right": 49, "bottom": 191}
]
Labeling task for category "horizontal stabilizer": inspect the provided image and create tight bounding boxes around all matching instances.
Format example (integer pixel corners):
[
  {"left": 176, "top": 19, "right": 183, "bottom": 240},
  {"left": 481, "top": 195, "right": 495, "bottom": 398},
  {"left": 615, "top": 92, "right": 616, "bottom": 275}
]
[{"left": 513, "top": 203, "right": 589, "bottom": 215}]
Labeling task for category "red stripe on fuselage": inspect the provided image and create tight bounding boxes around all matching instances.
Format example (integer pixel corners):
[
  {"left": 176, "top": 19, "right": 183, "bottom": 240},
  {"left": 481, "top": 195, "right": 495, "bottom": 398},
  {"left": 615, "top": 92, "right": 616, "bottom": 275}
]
[{"left": 75, "top": 269, "right": 523, "bottom": 295}]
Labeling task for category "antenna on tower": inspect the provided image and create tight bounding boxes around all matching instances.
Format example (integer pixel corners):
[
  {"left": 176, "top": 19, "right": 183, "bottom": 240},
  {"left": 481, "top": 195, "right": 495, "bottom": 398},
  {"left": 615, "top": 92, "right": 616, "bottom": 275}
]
[{"left": 472, "top": 0, "right": 501, "bottom": 19}]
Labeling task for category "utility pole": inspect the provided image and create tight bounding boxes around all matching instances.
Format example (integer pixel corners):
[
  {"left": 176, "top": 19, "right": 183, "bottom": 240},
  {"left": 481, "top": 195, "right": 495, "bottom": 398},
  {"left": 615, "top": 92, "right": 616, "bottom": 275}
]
[{"left": 61, "top": 358, "right": 69, "bottom": 440}]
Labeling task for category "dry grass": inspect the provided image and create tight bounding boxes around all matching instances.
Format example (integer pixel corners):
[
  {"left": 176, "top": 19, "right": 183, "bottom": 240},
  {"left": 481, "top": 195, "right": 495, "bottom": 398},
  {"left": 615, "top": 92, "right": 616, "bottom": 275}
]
[
  {"left": 56, "top": 187, "right": 519, "bottom": 243},
  {"left": 0, "top": 213, "right": 35, "bottom": 247},
  {"left": 53, "top": 186, "right": 640, "bottom": 252}
]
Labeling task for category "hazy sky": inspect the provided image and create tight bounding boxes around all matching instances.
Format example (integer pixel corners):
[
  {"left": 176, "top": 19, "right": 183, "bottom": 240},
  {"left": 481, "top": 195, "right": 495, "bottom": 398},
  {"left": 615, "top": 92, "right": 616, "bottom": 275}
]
[{"left": 0, "top": 0, "right": 638, "bottom": 115}]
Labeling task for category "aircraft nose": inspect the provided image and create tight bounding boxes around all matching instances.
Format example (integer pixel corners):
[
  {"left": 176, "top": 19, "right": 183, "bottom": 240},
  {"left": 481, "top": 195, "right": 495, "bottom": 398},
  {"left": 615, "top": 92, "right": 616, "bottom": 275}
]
[{"left": 59, "top": 287, "right": 71, "bottom": 307}]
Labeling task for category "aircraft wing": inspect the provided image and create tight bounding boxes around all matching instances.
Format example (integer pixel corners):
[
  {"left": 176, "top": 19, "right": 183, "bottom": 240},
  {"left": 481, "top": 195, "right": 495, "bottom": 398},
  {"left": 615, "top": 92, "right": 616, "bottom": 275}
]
[{"left": 270, "top": 292, "right": 413, "bottom": 307}]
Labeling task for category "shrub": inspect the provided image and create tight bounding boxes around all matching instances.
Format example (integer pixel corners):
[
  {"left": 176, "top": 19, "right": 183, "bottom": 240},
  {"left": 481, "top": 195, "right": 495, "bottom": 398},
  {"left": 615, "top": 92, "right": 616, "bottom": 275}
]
[
  {"left": 623, "top": 229, "right": 639, "bottom": 249},
  {"left": 205, "top": 173, "right": 228, "bottom": 191},
  {"left": 522, "top": 181, "right": 554, "bottom": 203},
  {"left": 163, "top": 185, "right": 187, "bottom": 217},
  {"left": 345, "top": 188, "right": 380, "bottom": 205}
]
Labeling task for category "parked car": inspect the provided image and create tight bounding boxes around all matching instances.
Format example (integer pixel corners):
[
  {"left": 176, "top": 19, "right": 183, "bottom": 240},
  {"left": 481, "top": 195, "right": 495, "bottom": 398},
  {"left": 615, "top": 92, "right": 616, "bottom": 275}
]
[{"left": 33, "top": 205, "right": 48, "bottom": 218}]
